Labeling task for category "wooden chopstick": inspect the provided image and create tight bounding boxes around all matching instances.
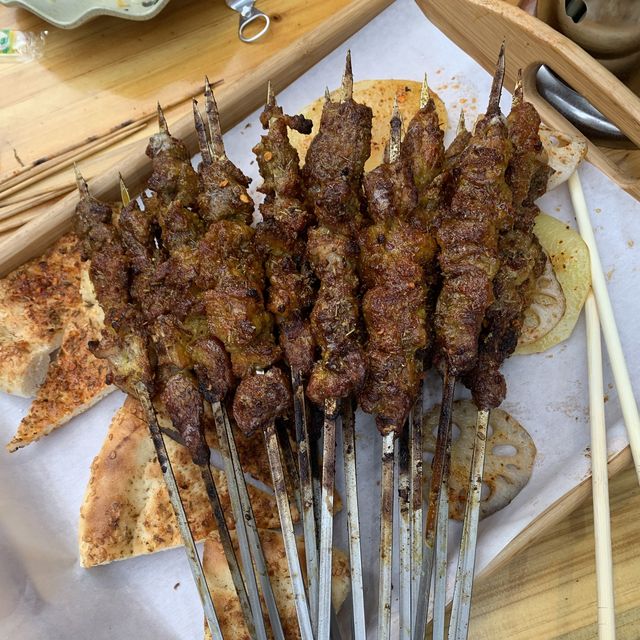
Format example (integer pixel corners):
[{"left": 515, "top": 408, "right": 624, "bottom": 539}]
[
  {"left": 568, "top": 171, "right": 640, "bottom": 486},
  {"left": 584, "top": 291, "right": 617, "bottom": 639}
]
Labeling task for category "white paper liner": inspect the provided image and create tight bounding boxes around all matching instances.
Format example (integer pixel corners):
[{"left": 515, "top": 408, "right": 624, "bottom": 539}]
[{"left": 1, "top": 0, "right": 639, "bottom": 637}]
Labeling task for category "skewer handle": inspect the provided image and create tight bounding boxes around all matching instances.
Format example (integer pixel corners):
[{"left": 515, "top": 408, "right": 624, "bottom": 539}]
[
  {"left": 585, "top": 292, "right": 617, "bottom": 639},
  {"left": 263, "top": 421, "right": 315, "bottom": 640},
  {"left": 135, "top": 384, "right": 223, "bottom": 640},
  {"left": 448, "top": 409, "right": 490, "bottom": 640},
  {"left": 377, "top": 431, "right": 396, "bottom": 640},
  {"left": 292, "top": 376, "right": 320, "bottom": 635},
  {"left": 342, "top": 400, "right": 367, "bottom": 640},
  {"left": 568, "top": 171, "right": 640, "bottom": 485},
  {"left": 318, "top": 403, "right": 338, "bottom": 640}
]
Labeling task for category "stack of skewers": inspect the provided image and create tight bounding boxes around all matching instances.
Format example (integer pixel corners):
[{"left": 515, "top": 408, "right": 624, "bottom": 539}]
[{"left": 73, "top": 46, "right": 585, "bottom": 640}]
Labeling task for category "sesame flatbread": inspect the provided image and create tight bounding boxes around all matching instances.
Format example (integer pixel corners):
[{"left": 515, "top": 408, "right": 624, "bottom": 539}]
[
  {"left": 289, "top": 79, "right": 448, "bottom": 172},
  {"left": 6, "top": 316, "right": 112, "bottom": 452},
  {"left": 0, "top": 234, "right": 83, "bottom": 397},
  {"left": 6, "top": 263, "right": 115, "bottom": 451},
  {"left": 203, "top": 528, "right": 350, "bottom": 640},
  {"left": 79, "top": 396, "right": 291, "bottom": 567}
]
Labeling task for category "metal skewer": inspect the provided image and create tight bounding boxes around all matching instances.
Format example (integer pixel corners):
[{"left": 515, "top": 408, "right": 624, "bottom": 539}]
[
  {"left": 410, "top": 376, "right": 424, "bottom": 624},
  {"left": 199, "top": 461, "right": 260, "bottom": 639},
  {"left": 378, "top": 430, "right": 396, "bottom": 640},
  {"left": 195, "top": 83, "right": 315, "bottom": 638},
  {"left": 264, "top": 419, "right": 315, "bottom": 640},
  {"left": 432, "top": 407, "right": 454, "bottom": 640},
  {"left": 447, "top": 409, "right": 489, "bottom": 640},
  {"left": 342, "top": 398, "right": 366, "bottom": 639},
  {"left": 410, "top": 77, "right": 430, "bottom": 625},
  {"left": 376, "top": 100, "right": 406, "bottom": 640},
  {"left": 317, "top": 52, "right": 361, "bottom": 640},
  {"left": 135, "top": 383, "right": 223, "bottom": 640},
  {"left": 209, "top": 400, "right": 282, "bottom": 640},
  {"left": 292, "top": 371, "right": 320, "bottom": 634},
  {"left": 414, "top": 368, "right": 455, "bottom": 640},
  {"left": 398, "top": 420, "right": 412, "bottom": 640},
  {"left": 447, "top": 46, "right": 516, "bottom": 640},
  {"left": 318, "top": 398, "right": 338, "bottom": 640}
]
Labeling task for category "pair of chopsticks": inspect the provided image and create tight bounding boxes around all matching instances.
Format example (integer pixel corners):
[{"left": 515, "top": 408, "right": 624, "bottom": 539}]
[{"left": 568, "top": 171, "right": 640, "bottom": 640}]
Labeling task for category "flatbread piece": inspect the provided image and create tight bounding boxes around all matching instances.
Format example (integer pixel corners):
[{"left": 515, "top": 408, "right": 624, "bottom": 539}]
[
  {"left": 79, "top": 396, "right": 291, "bottom": 567},
  {"left": 0, "top": 234, "right": 83, "bottom": 397},
  {"left": 203, "top": 529, "right": 350, "bottom": 640}
]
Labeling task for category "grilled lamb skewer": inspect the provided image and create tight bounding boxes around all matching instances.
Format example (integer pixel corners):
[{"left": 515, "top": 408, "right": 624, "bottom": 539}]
[
  {"left": 302, "top": 50, "right": 372, "bottom": 640},
  {"left": 358, "top": 95, "right": 438, "bottom": 639},
  {"left": 449, "top": 74, "right": 551, "bottom": 640},
  {"left": 120, "top": 112, "right": 272, "bottom": 639},
  {"left": 194, "top": 85, "right": 315, "bottom": 640},
  {"left": 74, "top": 172, "right": 223, "bottom": 639},
  {"left": 398, "top": 77, "right": 453, "bottom": 626},
  {"left": 415, "top": 44, "right": 512, "bottom": 640},
  {"left": 252, "top": 84, "right": 324, "bottom": 633}
]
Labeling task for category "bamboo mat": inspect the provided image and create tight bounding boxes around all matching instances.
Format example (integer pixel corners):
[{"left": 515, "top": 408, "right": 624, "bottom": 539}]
[
  {"left": 0, "top": 0, "right": 392, "bottom": 236},
  {"left": 469, "top": 461, "right": 640, "bottom": 639}
]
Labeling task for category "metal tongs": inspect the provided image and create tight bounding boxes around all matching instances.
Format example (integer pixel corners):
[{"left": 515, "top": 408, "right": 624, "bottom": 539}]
[{"left": 225, "top": 0, "right": 270, "bottom": 43}]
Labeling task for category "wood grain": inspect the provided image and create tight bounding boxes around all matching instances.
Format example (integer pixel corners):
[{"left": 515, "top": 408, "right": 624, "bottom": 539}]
[
  {"left": 470, "top": 461, "right": 640, "bottom": 639},
  {"left": 416, "top": 0, "right": 640, "bottom": 202},
  {"left": 0, "top": 0, "right": 388, "bottom": 181},
  {"left": 0, "top": 0, "right": 392, "bottom": 275}
]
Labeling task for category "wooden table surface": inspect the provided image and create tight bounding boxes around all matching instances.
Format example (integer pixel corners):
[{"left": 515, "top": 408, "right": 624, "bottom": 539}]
[{"left": 469, "top": 461, "right": 640, "bottom": 639}]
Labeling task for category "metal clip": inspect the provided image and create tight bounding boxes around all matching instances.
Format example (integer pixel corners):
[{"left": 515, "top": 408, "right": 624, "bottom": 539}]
[{"left": 225, "top": 0, "right": 270, "bottom": 43}]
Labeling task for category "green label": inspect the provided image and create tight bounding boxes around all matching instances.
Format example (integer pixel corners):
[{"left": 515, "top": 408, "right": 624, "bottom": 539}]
[{"left": 0, "top": 30, "right": 15, "bottom": 55}]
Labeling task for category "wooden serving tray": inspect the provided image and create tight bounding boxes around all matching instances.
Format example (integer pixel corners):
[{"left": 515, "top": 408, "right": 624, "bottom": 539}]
[
  {"left": 416, "top": 0, "right": 640, "bottom": 203},
  {"left": 0, "top": 0, "right": 392, "bottom": 275}
]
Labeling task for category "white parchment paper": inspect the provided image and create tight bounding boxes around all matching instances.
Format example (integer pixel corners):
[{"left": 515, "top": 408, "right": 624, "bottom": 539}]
[{"left": 1, "top": 1, "right": 639, "bottom": 637}]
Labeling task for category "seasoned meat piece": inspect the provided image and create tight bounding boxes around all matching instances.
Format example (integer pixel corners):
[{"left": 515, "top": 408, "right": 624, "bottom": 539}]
[
  {"left": 233, "top": 368, "right": 292, "bottom": 436},
  {"left": 434, "top": 94, "right": 513, "bottom": 376},
  {"left": 145, "top": 112, "right": 199, "bottom": 207},
  {"left": 303, "top": 93, "right": 372, "bottom": 235},
  {"left": 161, "top": 371, "right": 209, "bottom": 465},
  {"left": 302, "top": 58, "right": 372, "bottom": 406},
  {"left": 197, "top": 219, "right": 281, "bottom": 378},
  {"left": 356, "top": 89, "right": 447, "bottom": 433},
  {"left": 306, "top": 227, "right": 365, "bottom": 403},
  {"left": 205, "top": 289, "right": 280, "bottom": 378},
  {"left": 279, "top": 318, "right": 315, "bottom": 376},
  {"left": 363, "top": 161, "right": 417, "bottom": 226},
  {"left": 197, "top": 220, "right": 260, "bottom": 290},
  {"left": 192, "top": 86, "right": 288, "bottom": 435},
  {"left": 359, "top": 349, "right": 419, "bottom": 436},
  {"left": 118, "top": 198, "right": 156, "bottom": 272},
  {"left": 256, "top": 97, "right": 312, "bottom": 199},
  {"left": 75, "top": 194, "right": 119, "bottom": 261},
  {"left": 253, "top": 92, "right": 316, "bottom": 375},
  {"left": 464, "top": 79, "right": 551, "bottom": 409},
  {"left": 359, "top": 222, "right": 434, "bottom": 292},
  {"left": 362, "top": 284, "right": 428, "bottom": 355},
  {"left": 464, "top": 232, "right": 545, "bottom": 408},
  {"left": 197, "top": 158, "right": 254, "bottom": 226},
  {"left": 400, "top": 89, "right": 445, "bottom": 231},
  {"left": 189, "top": 336, "right": 236, "bottom": 403}
]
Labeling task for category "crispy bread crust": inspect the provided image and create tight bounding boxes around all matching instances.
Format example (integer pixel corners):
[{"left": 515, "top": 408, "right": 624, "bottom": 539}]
[
  {"left": 79, "top": 396, "right": 288, "bottom": 567},
  {"left": 0, "top": 234, "right": 83, "bottom": 397}
]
